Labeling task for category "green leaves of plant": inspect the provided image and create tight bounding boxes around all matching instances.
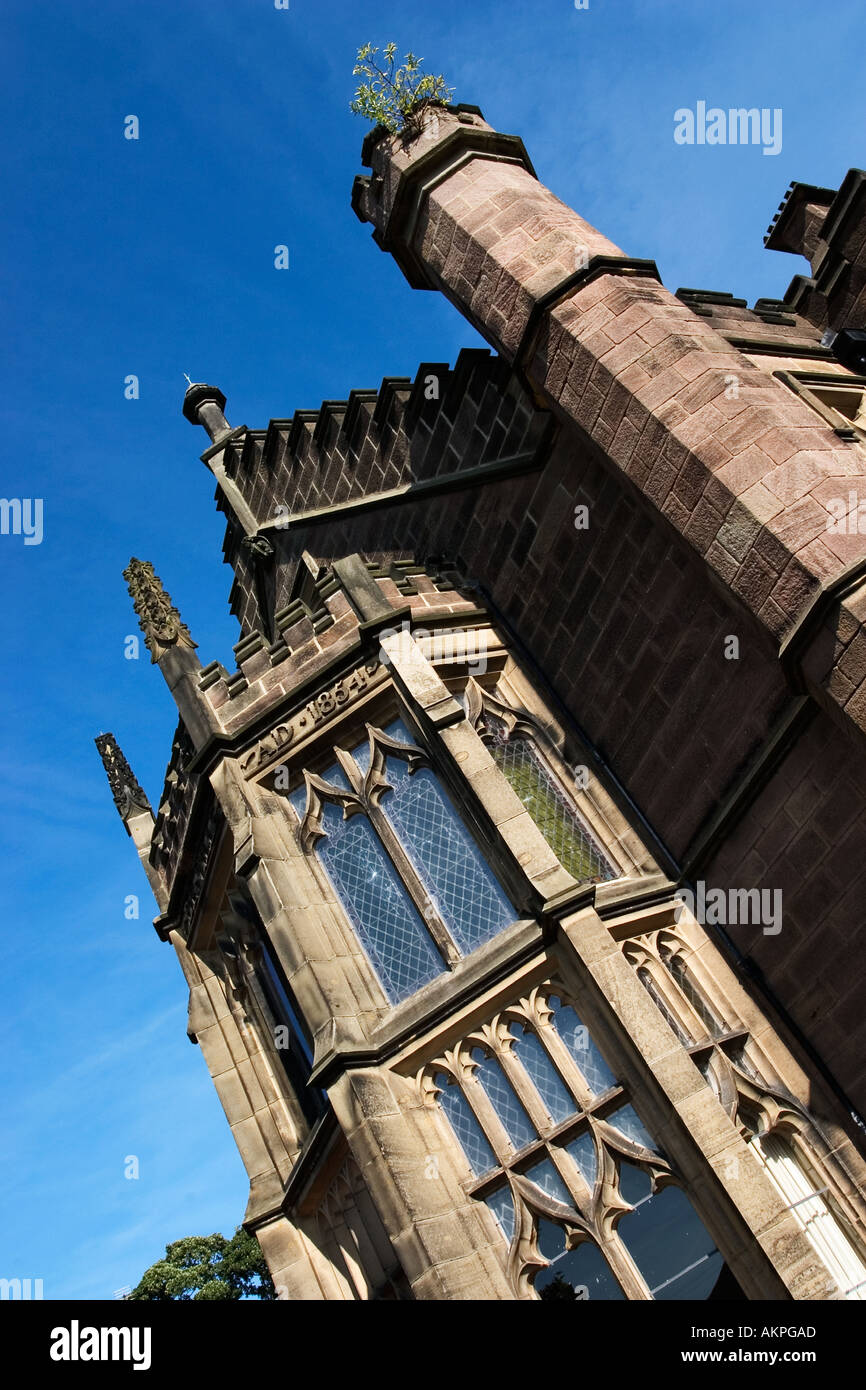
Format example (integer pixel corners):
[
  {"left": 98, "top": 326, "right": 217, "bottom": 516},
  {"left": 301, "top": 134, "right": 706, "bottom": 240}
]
[{"left": 349, "top": 41, "right": 455, "bottom": 132}]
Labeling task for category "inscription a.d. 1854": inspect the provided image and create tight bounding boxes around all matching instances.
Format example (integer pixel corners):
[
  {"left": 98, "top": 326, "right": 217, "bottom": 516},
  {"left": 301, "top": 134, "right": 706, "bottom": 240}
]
[{"left": 239, "top": 661, "right": 383, "bottom": 779}]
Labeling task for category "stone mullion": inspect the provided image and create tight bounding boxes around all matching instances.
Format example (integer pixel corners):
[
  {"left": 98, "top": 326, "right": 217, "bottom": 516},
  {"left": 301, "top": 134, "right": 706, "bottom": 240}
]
[
  {"left": 663, "top": 950, "right": 727, "bottom": 1042},
  {"left": 365, "top": 801, "right": 461, "bottom": 967},
  {"left": 316, "top": 1221, "right": 358, "bottom": 1301},
  {"left": 596, "top": 1227, "right": 653, "bottom": 1302},
  {"left": 495, "top": 1040, "right": 553, "bottom": 1139},
  {"left": 352, "top": 1186, "right": 401, "bottom": 1284},
  {"left": 633, "top": 955, "right": 698, "bottom": 1047},
  {"left": 329, "top": 1214, "right": 372, "bottom": 1299},
  {"left": 532, "top": 1021, "right": 599, "bottom": 1116},
  {"left": 457, "top": 1069, "right": 521, "bottom": 1170},
  {"left": 341, "top": 1200, "right": 389, "bottom": 1293}
]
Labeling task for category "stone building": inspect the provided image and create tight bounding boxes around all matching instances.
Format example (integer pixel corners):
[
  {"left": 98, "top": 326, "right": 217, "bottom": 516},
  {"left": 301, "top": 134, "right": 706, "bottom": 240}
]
[{"left": 98, "top": 107, "right": 866, "bottom": 1300}]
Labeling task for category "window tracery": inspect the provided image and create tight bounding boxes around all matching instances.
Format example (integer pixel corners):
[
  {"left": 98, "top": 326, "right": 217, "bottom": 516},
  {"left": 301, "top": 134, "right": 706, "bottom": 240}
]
[
  {"left": 287, "top": 718, "right": 516, "bottom": 1003},
  {"left": 417, "top": 984, "right": 734, "bottom": 1300},
  {"left": 464, "top": 679, "right": 618, "bottom": 886},
  {"left": 624, "top": 923, "right": 866, "bottom": 1299}
]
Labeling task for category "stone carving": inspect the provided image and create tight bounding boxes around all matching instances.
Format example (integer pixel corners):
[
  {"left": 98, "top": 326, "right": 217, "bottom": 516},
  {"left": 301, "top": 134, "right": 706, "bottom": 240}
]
[
  {"left": 239, "top": 660, "right": 384, "bottom": 779},
  {"left": 94, "top": 732, "right": 152, "bottom": 821},
  {"left": 179, "top": 801, "right": 222, "bottom": 939},
  {"left": 416, "top": 981, "right": 674, "bottom": 1299},
  {"left": 123, "top": 557, "right": 197, "bottom": 663},
  {"left": 295, "top": 721, "right": 428, "bottom": 852}
]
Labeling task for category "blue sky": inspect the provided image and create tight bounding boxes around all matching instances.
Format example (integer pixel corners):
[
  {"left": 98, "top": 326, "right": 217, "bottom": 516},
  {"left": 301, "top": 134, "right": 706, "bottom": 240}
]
[{"left": 1, "top": 0, "right": 863, "bottom": 1300}]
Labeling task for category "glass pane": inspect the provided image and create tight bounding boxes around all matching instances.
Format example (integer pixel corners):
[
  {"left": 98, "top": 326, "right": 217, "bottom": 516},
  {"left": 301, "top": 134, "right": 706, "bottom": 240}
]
[
  {"left": 484, "top": 715, "right": 616, "bottom": 885},
  {"left": 608, "top": 1104, "right": 657, "bottom": 1153},
  {"left": 435, "top": 1075, "right": 497, "bottom": 1177},
  {"left": 564, "top": 1132, "right": 597, "bottom": 1190},
  {"left": 535, "top": 1220, "right": 625, "bottom": 1301},
  {"left": 666, "top": 954, "right": 726, "bottom": 1036},
  {"left": 637, "top": 967, "right": 692, "bottom": 1045},
  {"left": 289, "top": 762, "right": 352, "bottom": 821},
  {"left": 317, "top": 808, "right": 443, "bottom": 1003},
  {"left": 751, "top": 1134, "right": 866, "bottom": 1301},
  {"left": 524, "top": 1156, "right": 574, "bottom": 1208},
  {"left": 486, "top": 1187, "right": 516, "bottom": 1244},
  {"left": 548, "top": 998, "right": 617, "bottom": 1096},
  {"left": 617, "top": 1167, "right": 724, "bottom": 1299},
  {"left": 472, "top": 1048, "right": 537, "bottom": 1151},
  {"left": 510, "top": 1024, "right": 577, "bottom": 1124},
  {"left": 380, "top": 759, "right": 515, "bottom": 954}
]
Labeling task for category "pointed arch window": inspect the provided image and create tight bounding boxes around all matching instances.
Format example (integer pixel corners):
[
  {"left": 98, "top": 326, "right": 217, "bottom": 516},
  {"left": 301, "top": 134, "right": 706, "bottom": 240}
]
[
  {"left": 422, "top": 988, "right": 741, "bottom": 1300},
  {"left": 749, "top": 1132, "right": 866, "bottom": 1301},
  {"left": 464, "top": 681, "right": 617, "bottom": 886},
  {"left": 288, "top": 719, "right": 516, "bottom": 1005}
]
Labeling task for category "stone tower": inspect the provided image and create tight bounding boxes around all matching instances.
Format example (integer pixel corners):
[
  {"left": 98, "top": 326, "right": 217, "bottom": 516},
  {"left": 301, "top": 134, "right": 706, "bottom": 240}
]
[{"left": 98, "top": 106, "right": 866, "bottom": 1301}]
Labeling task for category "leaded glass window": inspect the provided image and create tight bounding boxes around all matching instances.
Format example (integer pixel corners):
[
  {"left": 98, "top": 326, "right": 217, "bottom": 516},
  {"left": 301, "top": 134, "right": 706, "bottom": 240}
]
[
  {"left": 287, "top": 719, "right": 517, "bottom": 1005},
  {"left": 548, "top": 996, "right": 617, "bottom": 1096},
  {"left": 376, "top": 727, "right": 514, "bottom": 954},
  {"left": 435, "top": 1073, "right": 497, "bottom": 1177},
  {"left": 617, "top": 1165, "right": 726, "bottom": 1300},
  {"left": 316, "top": 805, "right": 443, "bottom": 1002},
  {"left": 472, "top": 1047, "right": 537, "bottom": 1151},
  {"left": 423, "top": 986, "right": 742, "bottom": 1301},
  {"left": 665, "top": 951, "right": 727, "bottom": 1037},
  {"left": 479, "top": 711, "right": 616, "bottom": 886}
]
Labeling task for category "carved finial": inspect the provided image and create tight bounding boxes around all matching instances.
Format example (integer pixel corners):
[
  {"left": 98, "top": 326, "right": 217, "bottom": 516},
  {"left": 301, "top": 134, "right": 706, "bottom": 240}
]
[
  {"left": 95, "top": 732, "right": 152, "bottom": 822},
  {"left": 123, "top": 557, "right": 198, "bottom": 664},
  {"left": 183, "top": 372, "right": 194, "bottom": 387}
]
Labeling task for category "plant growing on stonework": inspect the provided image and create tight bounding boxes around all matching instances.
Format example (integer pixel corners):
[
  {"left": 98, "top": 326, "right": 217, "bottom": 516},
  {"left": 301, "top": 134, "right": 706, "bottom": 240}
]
[{"left": 350, "top": 42, "right": 454, "bottom": 134}]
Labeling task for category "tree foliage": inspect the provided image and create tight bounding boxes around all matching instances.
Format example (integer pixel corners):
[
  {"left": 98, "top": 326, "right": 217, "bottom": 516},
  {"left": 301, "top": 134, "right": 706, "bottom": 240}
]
[
  {"left": 128, "top": 1227, "right": 277, "bottom": 1301},
  {"left": 350, "top": 42, "right": 454, "bottom": 134},
  {"left": 538, "top": 1273, "right": 580, "bottom": 1301}
]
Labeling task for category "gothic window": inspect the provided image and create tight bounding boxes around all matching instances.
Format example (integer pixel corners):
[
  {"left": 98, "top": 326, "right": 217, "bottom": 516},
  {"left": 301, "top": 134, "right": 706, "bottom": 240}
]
[
  {"left": 775, "top": 369, "right": 866, "bottom": 443},
  {"left": 464, "top": 682, "right": 617, "bottom": 886},
  {"left": 288, "top": 719, "right": 516, "bottom": 1005},
  {"left": 623, "top": 924, "right": 866, "bottom": 1298},
  {"left": 215, "top": 892, "right": 326, "bottom": 1131},
  {"left": 748, "top": 1132, "right": 866, "bottom": 1301},
  {"left": 422, "top": 987, "right": 740, "bottom": 1300},
  {"left": 628, "top": 930, "right": 731, "bottom": 1050},
  {"left": 316, "top": 1157, "right": 410, "bottom": 1300},
  {"left": 255, "top": 938, "right": 326, "bottom": 1126},
  {"left": 663, "top": 950, "right": 728, "bottom": 1039}
]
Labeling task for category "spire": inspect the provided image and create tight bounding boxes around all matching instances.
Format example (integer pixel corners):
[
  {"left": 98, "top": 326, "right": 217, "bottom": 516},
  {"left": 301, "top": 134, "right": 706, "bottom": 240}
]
[
  {"left": 123, "top": 557, "right": 198, "bottom": 664},
  {"left": 95, "top": 732, "right": 152, "bottom": 824},
  {"left": 182, "top": 382, "right": 231, "bottom": 443}
]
